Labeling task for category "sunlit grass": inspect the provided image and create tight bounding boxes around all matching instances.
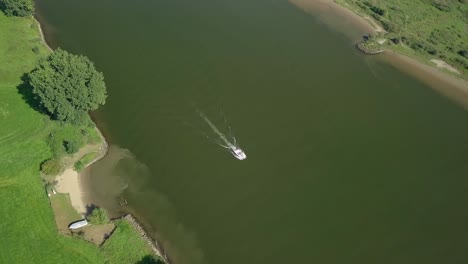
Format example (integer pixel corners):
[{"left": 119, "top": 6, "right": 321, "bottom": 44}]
[{"left": 0, "top": 10, "right": 161, "bottom": 263}]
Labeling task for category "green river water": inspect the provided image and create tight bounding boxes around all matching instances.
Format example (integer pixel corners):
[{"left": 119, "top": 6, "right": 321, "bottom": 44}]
[{"left": 36, "top": 0, "right": 468, "bottom": 263}]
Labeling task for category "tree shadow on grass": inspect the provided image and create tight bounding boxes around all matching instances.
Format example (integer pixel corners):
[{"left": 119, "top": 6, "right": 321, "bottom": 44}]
[
  {"left": 17, "top": 73, "right": 47, "bottom": 115},
  {"left": 135, "top": 255, "right": 164, "bottom": 264}
]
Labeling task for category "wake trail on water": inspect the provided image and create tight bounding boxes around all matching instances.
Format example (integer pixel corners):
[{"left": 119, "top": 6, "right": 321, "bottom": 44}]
[{"left": 196, "top": 109, "right": 236, "bottom": 149}]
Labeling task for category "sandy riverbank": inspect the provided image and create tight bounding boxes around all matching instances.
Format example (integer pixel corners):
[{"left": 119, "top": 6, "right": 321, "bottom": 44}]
[
  {"left": 380, "top": 50, "right": 468, "bottom": 109},
  {"left": 54, "top": 128, "right": 108, "bottom": 216},
  {"left": 289, "top": 0, "right": 379, "bottom": 41},
  {"left": 55, "top": 168, "right": 87, "bottom": 214},
  {"left": 289, "top": 0, "right": 468, "bottom": 108}
]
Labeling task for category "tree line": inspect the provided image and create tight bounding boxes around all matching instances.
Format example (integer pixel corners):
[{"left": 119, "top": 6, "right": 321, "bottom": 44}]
[{"left": 1, "top": 0, "right": 34, "bottom": 17}]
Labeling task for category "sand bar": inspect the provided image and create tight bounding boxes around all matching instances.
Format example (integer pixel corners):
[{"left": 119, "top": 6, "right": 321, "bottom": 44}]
[{"left": 289, "top": 0, "right": 468, "bottom": 108}]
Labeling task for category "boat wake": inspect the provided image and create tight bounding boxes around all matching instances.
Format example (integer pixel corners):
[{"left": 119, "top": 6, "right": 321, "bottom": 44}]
[{"left": 197, "top": 109, "right": 246, "bottom": 160}]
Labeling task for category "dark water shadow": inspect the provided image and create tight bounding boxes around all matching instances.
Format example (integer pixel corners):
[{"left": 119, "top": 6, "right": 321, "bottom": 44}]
[{"left": 16, "top": 73, "right": 47, "bottom": 115}]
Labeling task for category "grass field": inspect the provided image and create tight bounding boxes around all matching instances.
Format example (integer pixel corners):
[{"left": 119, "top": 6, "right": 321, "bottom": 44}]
[
  {"left": 102, "top": 220, "right": 161, "bottom": 264},
  {"left": 50, "top": 193, "right": 83, "bottom": 233},
  {"left": 0, "top": 11, "right": 159, "bottom": 263},
  {"left": 337, "top": 0, "right": 468, "bottom": 78},
  {"left": 0, "top": 11, "right": 104, "bottom": 263}
]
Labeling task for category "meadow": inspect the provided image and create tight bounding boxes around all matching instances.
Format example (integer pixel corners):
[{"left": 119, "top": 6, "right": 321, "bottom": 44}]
[{"left": 0, "top": 11, "right": 157, "bottom": 263}]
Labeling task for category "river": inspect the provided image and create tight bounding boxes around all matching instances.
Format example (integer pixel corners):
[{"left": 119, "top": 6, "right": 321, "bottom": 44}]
[{"left": 35, "top": 0, "right": 468, "bottom": 263}]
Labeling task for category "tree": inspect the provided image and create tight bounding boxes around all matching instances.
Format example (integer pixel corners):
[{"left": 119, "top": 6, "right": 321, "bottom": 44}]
[
  {"left": 28, "top": 49, "right": 107, "bottom": 124},
  {"left": 2, "top": 0, "right": 35, "bottom": 17},
  {"left": 87, "top": 207, "right": 109, "bottom": 225},
  {"left": 136, "top": 255, "right": 164, "bottom": 264}
]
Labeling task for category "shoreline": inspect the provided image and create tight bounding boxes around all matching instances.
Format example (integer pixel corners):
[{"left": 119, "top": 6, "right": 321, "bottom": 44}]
[
  {"left": 122, "top": 214, "right": 171, "bottom": 264},
  {"left": 33, "top": 15, "right": 111, "bottom": 216},
  {"left": 289, "top": 0, "right": 378, "bottom": 41},
  {"left": 289, "top": 0, "right": 468, "bottom": 108},
  {"left": 33, "top": 17, "right": 52, "bottom": 52},
  {"left": 54, "top": 128, "right": 109, "bottom": 216},
  {"left": 33, "top": 13, "right": 167, "bottom": 262},
  {"left": 380, "top": 50, "right": 468, "bottom": 109}
]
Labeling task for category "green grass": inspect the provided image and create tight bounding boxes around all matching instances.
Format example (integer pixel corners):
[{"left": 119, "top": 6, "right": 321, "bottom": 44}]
[
  {"left": 75, "top": 152, "right": 98, "bottom": 172},
  {"left": 50, "top": 193, "right": 83, "bottom": 233},
  {"left": 0, "top": 11, "right": 159, "bottom": 263},
  {"left": 84, "top": 126, "right": 102, "bottom": 144},
  {"left": 0, "top": 11, "right": 106, "bottom": 263},
  {"left": 337, "top": 0, "right": 468, "bottom": 78},
  {"left": 101, "top": 220, "right": 160, "bottom": 264}
]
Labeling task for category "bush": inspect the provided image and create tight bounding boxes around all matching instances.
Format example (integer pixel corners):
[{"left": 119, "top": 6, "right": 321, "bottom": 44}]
[
  {"left": 47, "top": 123, "right": 87, "bottom": 157},
  {"left": 87, "top": 207, "right": 109, "bottom": 225},
  {"left": 74, "top": 152, "right": 97, "bottom": 172},
  {"left": 381, "top": 21, "right": 399, "bottom": 32},
  {"left": 74, "top": 161, "right": 85, "bottom": 172},
  {"left": 32, "top": 46, "right": 40, "bottom": 54},
  {"left": 63, "top": 139, "right": 81, "bottom": 154},
  {"left": 40, "top": 158, "right": 62, "bottom": 175},
  {"left": 28, "top": 49, "right": 107, "bottom": 125},
  {"left": 458, "top": 50, "right": 468, "bottom": 58},
  {"left": 369, "top": 5, "right": 385, "bottom": 16},
  {"left": 2, "top": 0, "right": 34, "bottom": 17}
]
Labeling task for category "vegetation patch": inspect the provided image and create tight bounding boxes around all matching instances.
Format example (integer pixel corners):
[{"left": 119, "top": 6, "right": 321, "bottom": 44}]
[
  {"left": 102, "top": 220, "right": 163, "bottom": 264},
  {"left": 49, "top": 193, "right": 83, "bottom": 233},
  {"left": 0, "top": 10, "right": 106, "bottom": 263},
  {"left": 41, "top": 158, "right": 63, "bottom": 175},
  {"left": 87, "top": 207, "right": 110, "bottom": 225},
  {"left": 74, "top": 151, "right": 98, "bottom": 172},
  {"left": 0, "top": 8, "right": 161, "bottom": 263},
  {"left": 28, "top": 48, "right": 107, "bottom": 125},
  {"left": 356, "top": 36, "right": 384, "bottom": 54},
  {"left": 338, "top": 0, "right": 468, "bottom": 78},
  {"left": 2, "top": 0, "right": 34, "bottom": 17}
]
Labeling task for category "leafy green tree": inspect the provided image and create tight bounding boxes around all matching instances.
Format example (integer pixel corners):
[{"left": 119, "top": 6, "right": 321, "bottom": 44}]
[
  {"left": 2, "top": 0, "right": 34, "bottom": 17},
  {"left": 87, "top": 207, "right": 109, "bottom": 225},
  {"left": 28, "top": 48, "right": 107, "bottom": 124},
  {"left": 136, "top": 255, "right": 164, "bottom": 264}
]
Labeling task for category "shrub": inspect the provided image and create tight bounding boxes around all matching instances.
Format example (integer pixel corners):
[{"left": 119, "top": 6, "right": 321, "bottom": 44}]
[
  {"left": 74, "top": 161, "right": 85, "bottom": 172},
  {"left": 370, "top": 5, "right": 385, "bottom": 16},
  {"left": 458, "top": 50, "right": 468, "bottom": 58},
  {"left": 87, "top": 207, "right": 109, "bottom": 225},
  {"left": 74, "top": 152, "right": 97, "bottom": 172},
  {"left": 32, "top": 46, "right": 40, "bottom": 54},
  {"left": 2, "top": 0, "right": 34, "bottom": 17},
  {"left": 40, "top": 158, "right": 62, "bottom": 175},
  {"left": 63, "top": 139, "right": 80, "bottom": 154}
]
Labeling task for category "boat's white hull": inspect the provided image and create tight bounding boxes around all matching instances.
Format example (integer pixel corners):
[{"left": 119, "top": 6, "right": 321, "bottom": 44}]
[
  {"left": 230, "top": 148, "right": 247, "bottom": 160},
  {"left": 69, "top": 219, "right": 88, "bottom": 229}
]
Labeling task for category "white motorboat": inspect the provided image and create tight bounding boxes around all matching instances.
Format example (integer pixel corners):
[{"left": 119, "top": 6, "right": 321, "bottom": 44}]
[
  {"left": 69, "top": 219, "right": 88, "bottom": 229},
  {"left": 230, "top": 146, "right": 247, "bottom": 160}
]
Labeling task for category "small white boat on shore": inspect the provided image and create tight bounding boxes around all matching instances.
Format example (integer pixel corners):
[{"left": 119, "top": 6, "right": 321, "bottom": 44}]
[
  {"left": 69, "top": 219, "right": 88, "bottom": 229},
  {"left": 230, "top": 146, "right": 247, "bottom": 160}
]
